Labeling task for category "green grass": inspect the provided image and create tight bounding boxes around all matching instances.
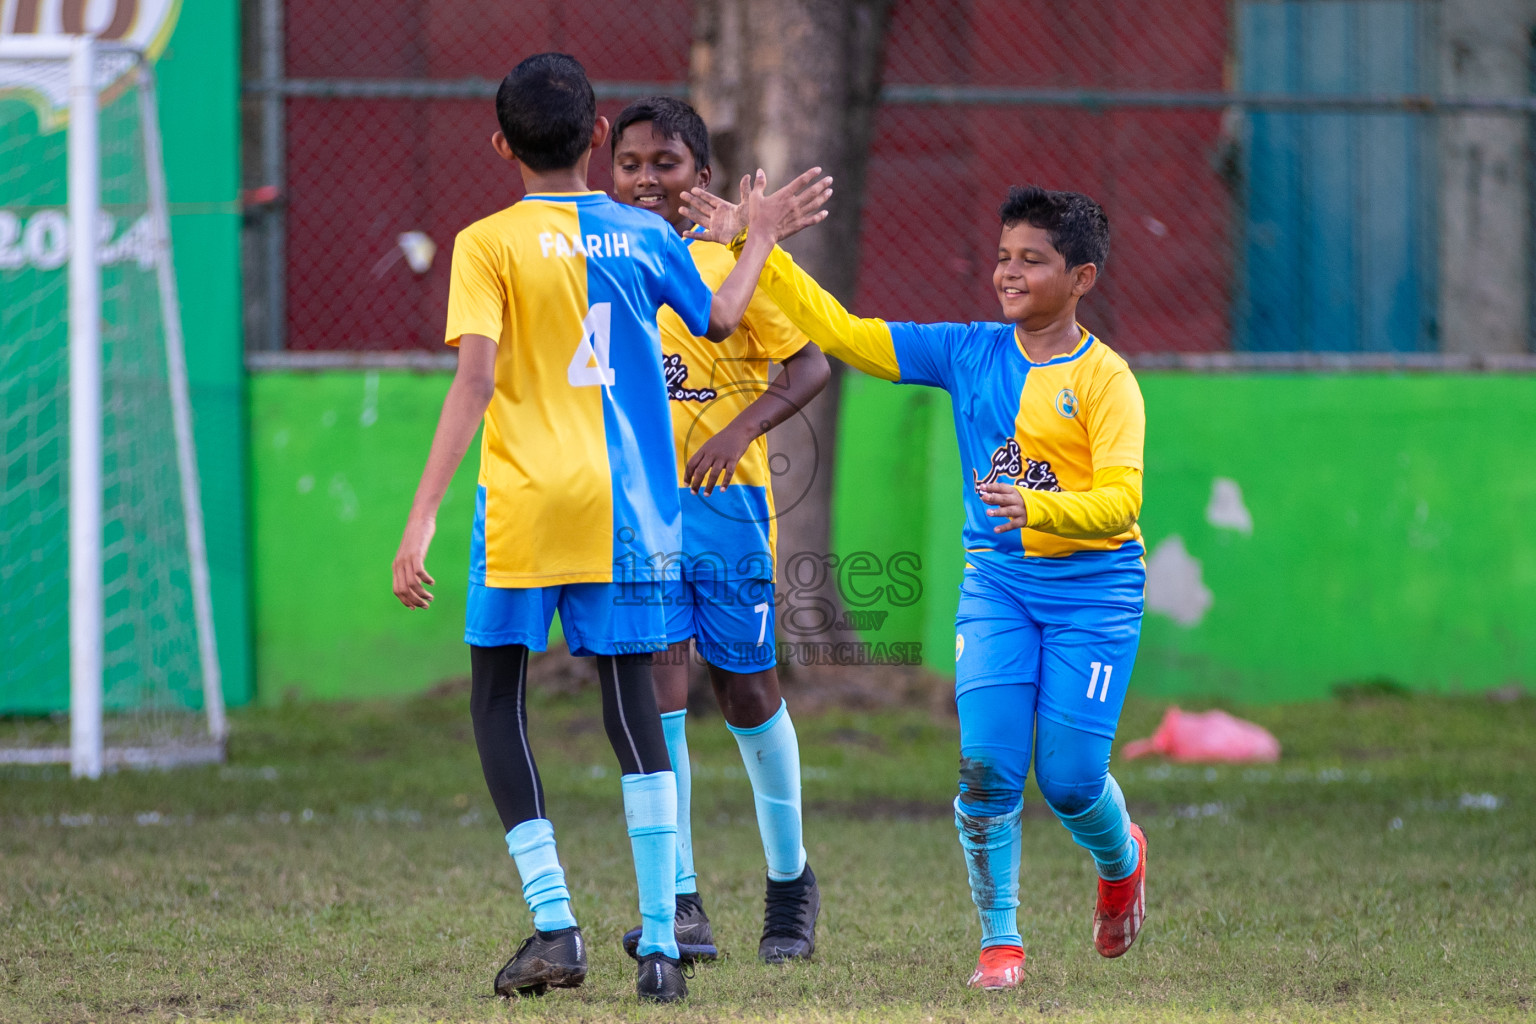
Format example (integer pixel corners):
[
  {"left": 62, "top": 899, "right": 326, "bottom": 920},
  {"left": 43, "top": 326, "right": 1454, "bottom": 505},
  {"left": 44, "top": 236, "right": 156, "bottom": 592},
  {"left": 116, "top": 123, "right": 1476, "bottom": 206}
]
[{"left": 2, "top": 682, "right": 1533, "bottom": 1023}]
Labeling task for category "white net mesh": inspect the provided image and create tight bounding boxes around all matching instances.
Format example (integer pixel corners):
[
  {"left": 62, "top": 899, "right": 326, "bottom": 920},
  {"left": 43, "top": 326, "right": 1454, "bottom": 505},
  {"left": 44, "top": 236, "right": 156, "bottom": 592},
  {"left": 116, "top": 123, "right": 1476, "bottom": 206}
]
[{"left": 0, "top": 47, "right": 218, "bottom": 766}]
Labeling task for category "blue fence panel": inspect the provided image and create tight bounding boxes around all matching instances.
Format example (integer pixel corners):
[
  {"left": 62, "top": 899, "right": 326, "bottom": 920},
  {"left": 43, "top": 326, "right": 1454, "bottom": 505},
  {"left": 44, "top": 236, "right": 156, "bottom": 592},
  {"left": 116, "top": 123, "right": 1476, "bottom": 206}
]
[{"left": 1239, "top": 1, "right": 1436, "bottom": 352}]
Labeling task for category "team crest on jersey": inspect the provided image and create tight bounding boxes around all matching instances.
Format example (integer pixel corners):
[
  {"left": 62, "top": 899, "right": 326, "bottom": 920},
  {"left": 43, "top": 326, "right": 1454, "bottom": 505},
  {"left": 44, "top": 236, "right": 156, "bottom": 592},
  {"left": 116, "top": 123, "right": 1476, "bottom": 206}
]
[
  {"left": 662, "top": 353, "right": 717, "bottom": 402},
  {"left": 972, "top": 438, "right": 1061, "bottom": 496},
  {"left": 1056, "top": 388, "right": 1079, "bottom": 418}
]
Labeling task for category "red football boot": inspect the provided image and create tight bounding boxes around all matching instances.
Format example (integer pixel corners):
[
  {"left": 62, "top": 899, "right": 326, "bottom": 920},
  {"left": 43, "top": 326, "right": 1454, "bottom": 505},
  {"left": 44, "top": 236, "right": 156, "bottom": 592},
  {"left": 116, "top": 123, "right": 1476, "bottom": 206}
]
[
  {"left": 1093, "top": 822, "right": 1147, "bottom": 958},
  {"left": 967, "top": 944, "right": 1025, "bottom": 990}
]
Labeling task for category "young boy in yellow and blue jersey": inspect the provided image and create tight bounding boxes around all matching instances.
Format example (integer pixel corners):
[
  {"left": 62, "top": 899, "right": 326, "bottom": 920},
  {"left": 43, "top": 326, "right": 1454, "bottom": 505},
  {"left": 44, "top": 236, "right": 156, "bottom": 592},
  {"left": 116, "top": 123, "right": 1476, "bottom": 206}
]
[
  {"left": 389, "top": 55, "right": 830, "bottom": 1003},
  {"left": 682, "top": 180, "right": 1148, "bottom": 991},
  {"left": 609, "top": 97, "right": 832, "bottom": 965}
]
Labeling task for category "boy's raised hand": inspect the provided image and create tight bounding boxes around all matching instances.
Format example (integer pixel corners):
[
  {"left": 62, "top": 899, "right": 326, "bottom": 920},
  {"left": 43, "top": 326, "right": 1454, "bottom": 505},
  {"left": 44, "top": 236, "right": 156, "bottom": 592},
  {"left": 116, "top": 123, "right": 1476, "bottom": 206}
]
[
  {"left": 683, "top": 167, "right": 833, "bottom": 246},
  {"left": 680, "top": 175, "right": 750, "bottom": 244},
  {"left": 746, "top": 167, "right": 834, "bottom": 245}
]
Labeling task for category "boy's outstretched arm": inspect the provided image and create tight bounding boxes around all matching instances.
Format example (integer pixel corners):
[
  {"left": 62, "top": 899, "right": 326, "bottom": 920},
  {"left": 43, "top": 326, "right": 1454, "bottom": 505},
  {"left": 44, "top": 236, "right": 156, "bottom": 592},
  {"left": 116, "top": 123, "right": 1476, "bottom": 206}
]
[
  {"left": 682, "top": 184, "right": 903, "bottom": 383},
  {"left": 685, "top": 342, "right": 832, "bottom": 494},
  {"left": 392, "top": 335, "right": 497, "bottom": 608},
  {"left": 701, "top": 168, "right": 833, "bottom": 341}
]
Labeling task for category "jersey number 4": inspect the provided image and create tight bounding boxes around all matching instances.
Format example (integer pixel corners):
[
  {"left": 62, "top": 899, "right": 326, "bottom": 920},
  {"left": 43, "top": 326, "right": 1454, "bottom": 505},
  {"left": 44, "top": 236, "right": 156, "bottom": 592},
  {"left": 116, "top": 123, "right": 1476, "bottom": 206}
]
[{"left": 568, "top": 302, "right": 615, "bottom": 387}]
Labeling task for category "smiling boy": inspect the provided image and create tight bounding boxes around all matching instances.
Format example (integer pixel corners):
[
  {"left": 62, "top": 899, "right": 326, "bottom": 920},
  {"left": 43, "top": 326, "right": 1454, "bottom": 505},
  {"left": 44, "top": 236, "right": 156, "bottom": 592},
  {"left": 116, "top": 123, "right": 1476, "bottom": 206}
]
[
  {"left": 610, "top": 97, "right": 831, "bottom": 965},
  {"left": 683, "top": 182, "right": 1149, "bottom": 990}
]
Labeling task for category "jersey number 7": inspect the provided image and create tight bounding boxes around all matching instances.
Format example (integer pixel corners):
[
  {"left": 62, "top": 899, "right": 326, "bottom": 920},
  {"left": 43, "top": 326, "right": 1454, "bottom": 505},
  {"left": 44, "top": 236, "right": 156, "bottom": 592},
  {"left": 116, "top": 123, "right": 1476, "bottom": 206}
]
[{"left": 568, "top": 302, "right": 615, "bottom": 387}]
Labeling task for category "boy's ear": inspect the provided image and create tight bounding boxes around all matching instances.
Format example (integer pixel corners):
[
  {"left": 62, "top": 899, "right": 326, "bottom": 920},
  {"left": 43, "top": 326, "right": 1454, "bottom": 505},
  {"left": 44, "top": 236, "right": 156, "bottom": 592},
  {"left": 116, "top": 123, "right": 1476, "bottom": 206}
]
[
  {"left": 589, "top": 115, "right": 611, "bottom": 152},
  {"left": 491, "top": 131, "right": 517, "bottom": 165},
  {"left": 1072, "top": 262, "right": 1098, "bottom": 298},
  {"left": 697, "top": 163, "right": 712, "bottom": 191}
]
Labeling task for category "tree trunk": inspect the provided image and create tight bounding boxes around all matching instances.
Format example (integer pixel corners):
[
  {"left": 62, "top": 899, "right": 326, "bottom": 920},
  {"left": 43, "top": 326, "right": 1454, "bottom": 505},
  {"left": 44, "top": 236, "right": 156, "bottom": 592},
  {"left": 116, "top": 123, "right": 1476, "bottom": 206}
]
[{"left": 690, "top": 0, "right": 894, "bottom": 662}]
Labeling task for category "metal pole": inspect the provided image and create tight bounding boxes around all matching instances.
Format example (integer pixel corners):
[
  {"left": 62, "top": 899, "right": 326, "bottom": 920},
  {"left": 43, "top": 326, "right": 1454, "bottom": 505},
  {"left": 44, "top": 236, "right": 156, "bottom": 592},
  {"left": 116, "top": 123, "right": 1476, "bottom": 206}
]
[
  {"left": 68, "top": 36, "right": 103, "bottom": 780},
  {"left": 260, "top": 0, "right": 286, "bottom": 351}
]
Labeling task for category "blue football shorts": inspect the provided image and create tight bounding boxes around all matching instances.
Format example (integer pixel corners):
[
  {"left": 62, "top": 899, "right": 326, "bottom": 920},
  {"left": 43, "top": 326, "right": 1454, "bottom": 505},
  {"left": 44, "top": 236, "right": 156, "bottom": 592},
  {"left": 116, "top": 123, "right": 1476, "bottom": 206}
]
[
  {"left": 465, "top": 580, "right": 669, "bottom": 656},
  {"left": 953, "top": 545, "right": 1145, "bottom": 739},
  {"left": 663, "top": 576, "right": 778, "bottom": 673}
]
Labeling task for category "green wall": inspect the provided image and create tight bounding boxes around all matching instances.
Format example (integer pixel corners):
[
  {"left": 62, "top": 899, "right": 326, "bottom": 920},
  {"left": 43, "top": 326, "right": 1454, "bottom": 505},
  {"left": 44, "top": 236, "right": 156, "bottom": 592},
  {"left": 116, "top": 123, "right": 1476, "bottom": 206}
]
[
  {"left": 251, "top": 372, "right": 477, "bottom": 701},
  {"left": 832, "top": 372, "right": 1536, "bottom": 702},
  {"left": 251, "top": 370, "right": 1536, "bottom": 704}
]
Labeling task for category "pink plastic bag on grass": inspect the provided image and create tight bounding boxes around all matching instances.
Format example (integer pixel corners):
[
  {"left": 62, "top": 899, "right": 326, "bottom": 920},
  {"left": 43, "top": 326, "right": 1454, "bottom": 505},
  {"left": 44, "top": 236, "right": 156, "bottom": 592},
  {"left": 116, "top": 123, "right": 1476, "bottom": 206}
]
[{"left": 1121, "top": 707, "right": 1281, "bottom": 763}]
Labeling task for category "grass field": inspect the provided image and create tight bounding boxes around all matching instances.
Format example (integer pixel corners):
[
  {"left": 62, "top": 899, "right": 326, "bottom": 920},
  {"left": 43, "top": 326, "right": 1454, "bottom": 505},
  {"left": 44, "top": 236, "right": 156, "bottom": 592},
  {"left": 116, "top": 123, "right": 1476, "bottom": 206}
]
[{"left": 2, "top": 675, "right": 1533, "bottom": 1023}]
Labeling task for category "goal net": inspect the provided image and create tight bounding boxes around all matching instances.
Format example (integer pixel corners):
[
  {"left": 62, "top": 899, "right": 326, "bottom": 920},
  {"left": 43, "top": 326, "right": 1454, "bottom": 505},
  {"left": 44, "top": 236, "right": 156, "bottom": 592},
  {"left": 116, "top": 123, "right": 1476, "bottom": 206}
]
[{"left": 0, "top": 37, "right": 224, "bottom": 777}]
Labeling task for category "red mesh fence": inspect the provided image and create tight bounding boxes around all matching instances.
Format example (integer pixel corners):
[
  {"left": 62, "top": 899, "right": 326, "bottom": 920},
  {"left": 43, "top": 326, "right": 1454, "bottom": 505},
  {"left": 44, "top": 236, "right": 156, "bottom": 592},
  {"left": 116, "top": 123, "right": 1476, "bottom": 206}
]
[{"left": 260, "top": 0, "right": 1472, "bottom": 356}]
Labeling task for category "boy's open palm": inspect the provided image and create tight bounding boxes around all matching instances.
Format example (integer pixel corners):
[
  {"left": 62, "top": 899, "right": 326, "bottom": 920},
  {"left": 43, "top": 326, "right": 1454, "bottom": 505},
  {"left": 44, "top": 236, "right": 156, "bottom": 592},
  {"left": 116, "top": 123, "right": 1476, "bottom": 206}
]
[{"left": 683, "top": 167, "right": 833, "bottom": 247}]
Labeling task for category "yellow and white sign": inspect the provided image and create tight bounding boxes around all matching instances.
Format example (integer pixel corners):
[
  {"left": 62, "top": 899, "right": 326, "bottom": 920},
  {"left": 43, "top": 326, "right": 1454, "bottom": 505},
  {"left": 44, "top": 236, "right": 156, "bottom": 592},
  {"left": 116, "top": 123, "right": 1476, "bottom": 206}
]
[
  {"left": 0, "top": 0, "right": 181, "bottom": 125},
  {"left": 2, "top": 0, "right": 180, "bottom": 49}
]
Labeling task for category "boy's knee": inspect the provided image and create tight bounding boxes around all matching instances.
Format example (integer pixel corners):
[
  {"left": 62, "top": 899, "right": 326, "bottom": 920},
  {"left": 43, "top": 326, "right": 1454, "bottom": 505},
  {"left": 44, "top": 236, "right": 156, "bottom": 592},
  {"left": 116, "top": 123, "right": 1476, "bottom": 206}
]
[
  {"left": 1036, "top": 773, "right": 1101, "bottom": 817},
  {"left": 957, "top": 754, "right": 1022, "bottom": 818},
  {"left": 713, "top": 667, "right": 782, "bottom": 729}
]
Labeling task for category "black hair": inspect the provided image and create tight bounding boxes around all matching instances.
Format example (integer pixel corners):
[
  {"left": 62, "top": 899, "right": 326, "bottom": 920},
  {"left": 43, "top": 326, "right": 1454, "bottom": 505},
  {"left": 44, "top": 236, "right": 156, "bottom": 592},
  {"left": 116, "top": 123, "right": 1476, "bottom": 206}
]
[
  {"left": 495, "top": 53, "right": 596, "bottom": 172},
  {"left": 998, "top": 185, "right": 1109, "bottom": 270},
  {"left": 611, "top": 95, "right": 711, "bottom": 172}
]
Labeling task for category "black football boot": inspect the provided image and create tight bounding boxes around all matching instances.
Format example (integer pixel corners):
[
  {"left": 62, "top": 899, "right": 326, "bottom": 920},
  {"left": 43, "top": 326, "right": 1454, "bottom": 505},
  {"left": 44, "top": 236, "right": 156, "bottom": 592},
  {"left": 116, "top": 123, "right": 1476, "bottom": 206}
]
[
  {"left": 493, "top": 926, "right": 587, "bottom": 997},
  {"left": 758, "top": 863, "right": 820, "bottom": 963},
  {"left": 621, "top": 891, "right": 719, "bottom": 962},
  {"left": 635, "top": 950, "right": 690, "bottom": 1002}
]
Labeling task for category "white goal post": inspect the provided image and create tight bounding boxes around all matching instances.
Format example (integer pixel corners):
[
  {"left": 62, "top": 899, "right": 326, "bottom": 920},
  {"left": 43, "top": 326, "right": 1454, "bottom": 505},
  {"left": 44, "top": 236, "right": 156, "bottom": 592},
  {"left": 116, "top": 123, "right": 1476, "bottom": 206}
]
[{"left": 0, "top": 36, "right": 224, "bottom": 778}]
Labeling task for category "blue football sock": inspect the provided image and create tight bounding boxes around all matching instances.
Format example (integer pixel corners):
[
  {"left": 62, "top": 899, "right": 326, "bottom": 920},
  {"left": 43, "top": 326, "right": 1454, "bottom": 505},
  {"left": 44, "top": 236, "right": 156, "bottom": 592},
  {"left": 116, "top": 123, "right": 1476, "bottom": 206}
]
[
  {"left": 505, "top": 818, "right": 577, "bottom": 933},
  {"left": 1049, "top": 774, "right": 1138, "bottom": 881},
  {"left": 660, "top": 710, "right": 697, "bottom": 895},
  {"left": 728, "top": 700, "right": 807, "bottom": 882},
  {"left": 955, "top": 795, "right": 1023, "bottom": 948},
  {"left": 622, "top": 771, "right": 680, "bottom": 958}
]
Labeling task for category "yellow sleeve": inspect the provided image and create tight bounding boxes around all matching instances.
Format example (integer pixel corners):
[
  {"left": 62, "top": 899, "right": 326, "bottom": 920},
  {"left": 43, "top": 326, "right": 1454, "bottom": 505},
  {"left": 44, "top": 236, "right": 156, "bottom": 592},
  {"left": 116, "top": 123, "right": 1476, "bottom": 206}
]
[
  {"left": 756, "top": 246, "right": 900, "bottom": 381},
  {"left": 443, "top": 227, "right": 506, "bottom": 347},
  {"left": 1084, "top": 367, "right": 1145, "bottom": 471},
  {"left": 741, "top": 282, "right": 809, "bottom": 363},
  {"left": 1020, "top": 466, "right": 1143, "bottom": 539}
]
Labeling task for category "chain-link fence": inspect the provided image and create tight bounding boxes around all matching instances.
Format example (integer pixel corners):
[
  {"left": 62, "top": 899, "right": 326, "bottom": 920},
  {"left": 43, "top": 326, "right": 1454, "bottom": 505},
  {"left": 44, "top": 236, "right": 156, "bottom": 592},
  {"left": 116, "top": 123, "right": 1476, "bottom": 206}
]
[{"left": 243, "top": 0, "right": 1536, "bottom": 359}]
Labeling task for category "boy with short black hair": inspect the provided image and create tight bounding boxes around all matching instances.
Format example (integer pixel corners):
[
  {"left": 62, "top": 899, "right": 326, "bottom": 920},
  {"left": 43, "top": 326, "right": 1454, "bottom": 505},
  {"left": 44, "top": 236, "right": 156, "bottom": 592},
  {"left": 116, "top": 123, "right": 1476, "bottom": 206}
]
[
  {"left": 390, "top": 54, "right": 829, "bottom": 1003},
  {"left": 683, "top": 180, "right": 1149, "bottom": 991},
  {"left": 610, "top": 96, "right": 831, "bottom": 965}
]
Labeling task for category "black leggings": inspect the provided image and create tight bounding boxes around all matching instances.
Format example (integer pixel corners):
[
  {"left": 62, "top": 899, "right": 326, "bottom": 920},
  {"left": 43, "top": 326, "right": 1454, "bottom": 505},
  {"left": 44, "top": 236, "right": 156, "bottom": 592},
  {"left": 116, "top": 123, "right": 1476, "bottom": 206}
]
[{"left": 469, "top": 645, "right": 672, "bottom": 831}]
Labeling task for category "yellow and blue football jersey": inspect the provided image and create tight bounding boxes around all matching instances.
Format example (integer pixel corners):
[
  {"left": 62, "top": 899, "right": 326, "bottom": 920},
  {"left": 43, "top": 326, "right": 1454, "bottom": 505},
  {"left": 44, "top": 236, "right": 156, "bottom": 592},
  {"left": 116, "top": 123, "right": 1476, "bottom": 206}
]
[
  {"left": 658, "top": 239, "right": 809, "bottom": 579},
  {"left": 444, "top": 191, "right": 713, "bottom": 587},
  {"left": 753, "top": 246, "right": 1144, "bottom": 563}
]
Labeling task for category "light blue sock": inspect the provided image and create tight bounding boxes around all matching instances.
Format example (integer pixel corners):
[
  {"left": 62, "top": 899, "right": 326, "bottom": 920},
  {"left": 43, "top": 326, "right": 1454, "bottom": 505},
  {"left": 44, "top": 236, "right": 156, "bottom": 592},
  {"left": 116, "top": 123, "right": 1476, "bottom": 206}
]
[
  {"left": 622, "top": 771, "right": 679, "bottom": 958},
  {"left": 955, "top": 796, "right": 1023, "bottom": 948},
  {"left": 660, "top": 710, "right": 697, "bottom": 895},
  {"left": 727, "top": 700, "right": 806, "bottom": 882},
  {"left": 1050, "top": 774, "right": 1138, "bottom": 881},
  {"left": 505, "top": 818, "right": 577, "bottom": 932}
]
